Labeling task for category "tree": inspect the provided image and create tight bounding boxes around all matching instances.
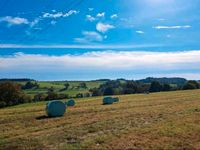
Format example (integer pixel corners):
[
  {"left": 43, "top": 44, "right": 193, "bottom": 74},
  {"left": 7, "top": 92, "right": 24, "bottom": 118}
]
[
  {"left": 103, "top": 87, "right": 114, "bottom": 95},
  {"left": 162, "top": 84, "right": 171, "bottom": 91},
  {"left": 46, "top": 87, "right": 59, "bottom": 100},
  {"left": 22, "top": 81, "right": 39, "bottom": 89},
  {"left": 33, "top": 93, "right": 47, "bottom": 102},
  {"left": 182, "top": 81, "right": 199, "bottom": 90},
  {"left": 123, "top": 88, "right": 134, "bottom": 94},
  {"left": 188, "top": 81, "right": 199, "bottom": 88},
  {"left": 149, "top": 81, "right": 162, "bottom": 93},
  {"left": 64, "top": 83, "right": 70, "bottom": 90},
  {"left": 76, "top": 93, "right": 83, "bottom": 98},
  {"left": 79, "top": 82, "right": 87, "bottom": 89},
  {"left": 89, "top": 88, "right": 102, "bottom": 96},
  {"left": 0, "top": 81, "right": 31, "bottom": 107},
  {"left": 48, "top": 86, "right": 55, "bottom": 92}
]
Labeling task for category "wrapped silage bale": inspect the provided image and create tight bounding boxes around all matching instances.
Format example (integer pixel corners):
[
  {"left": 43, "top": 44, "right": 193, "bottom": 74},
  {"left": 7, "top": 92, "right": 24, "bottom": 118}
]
[
  {"left": 46, "top": 100, "right": 66, "bottom": 117},
  {"left": 66, "top": 99, "right": 76, "bottom": 106},
  {"left": 113, "top": 97, "right": 119, "bottom": 102},
  {"left": 103, "top": 97, "right": 113, "bottom": 105}
]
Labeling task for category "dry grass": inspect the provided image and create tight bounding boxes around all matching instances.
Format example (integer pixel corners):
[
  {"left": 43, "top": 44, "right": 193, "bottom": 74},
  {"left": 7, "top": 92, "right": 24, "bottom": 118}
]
[{"left": 0, "top": 90, "right": 200, "bottom": 150}]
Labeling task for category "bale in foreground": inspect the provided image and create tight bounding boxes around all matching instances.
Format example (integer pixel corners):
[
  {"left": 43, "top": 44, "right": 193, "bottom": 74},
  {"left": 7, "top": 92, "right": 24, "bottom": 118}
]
[
  {"left": 46, "top": 100, "right": 66, "bottom": 117},
  {"left": 66, "top": 99, "right": 76, "bottom": 106}
]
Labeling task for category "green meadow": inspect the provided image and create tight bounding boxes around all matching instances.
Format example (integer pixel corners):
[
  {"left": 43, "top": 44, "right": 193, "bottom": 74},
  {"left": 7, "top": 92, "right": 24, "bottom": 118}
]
[{"left": 19, "top": 81, "right": 104, "bottom": 98}]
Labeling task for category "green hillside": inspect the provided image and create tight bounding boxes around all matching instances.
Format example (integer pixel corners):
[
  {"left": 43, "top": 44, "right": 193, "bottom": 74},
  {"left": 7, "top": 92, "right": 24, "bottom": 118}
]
[
  {"left": 0, "top": 90, "right": 200, "bottom": 149},
  {"left": 19, "top": 81, "right": 104, "bottom": 98}
]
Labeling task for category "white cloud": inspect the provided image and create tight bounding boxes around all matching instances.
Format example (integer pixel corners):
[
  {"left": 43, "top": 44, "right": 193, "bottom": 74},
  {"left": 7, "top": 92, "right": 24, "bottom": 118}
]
[
  {"left": 153, "top": 25, "right": 191, "bottom": 29},
  {"left": 29, "top": 18, "right": 41, "bottom": 27},
  {"left": 0, "top": 10, "right": 78, "bottom": 28},
  {"left": 74, "top": 31, "right": 103, "bottom": 43},
  {"left": 50, "top": 20, "right": 56, "bottom": 25},
  {"left": 86, "top": 15, "right": 96, "bottom": 22},
  {"left": 43, "top": 12, "right": 63, "bottom": 18},
  {"left": 0, "top": 16, "right": 29, "bottom": 26},
  {"left": 97, "top": 12, "right": 105, "bottom": 17},
  {"left": 136, "top": 30, "right": 145, "bottom": 34},
  {"left": 110, "top": 14, "right": 118, "bottom": 19},
  {"left": 158, "top": 18, "right": 166, "bottom": 21},
  {"left": 88, "top": 8, "right": 94, "bottom": 11},
  {"left": 96, "top": 22, "right": 115, "bottom": 33},
  {"left": 42, "top": 10, "right": 78, "bottom": 18},
  {"left": 1, "top": 51, "right": 200, "bottom": 74}
]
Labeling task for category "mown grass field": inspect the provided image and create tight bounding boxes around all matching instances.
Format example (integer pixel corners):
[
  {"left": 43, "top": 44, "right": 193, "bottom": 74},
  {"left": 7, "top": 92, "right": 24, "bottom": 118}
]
[{"left": 0, "top": 90, "right": 200, "bottom": 149}]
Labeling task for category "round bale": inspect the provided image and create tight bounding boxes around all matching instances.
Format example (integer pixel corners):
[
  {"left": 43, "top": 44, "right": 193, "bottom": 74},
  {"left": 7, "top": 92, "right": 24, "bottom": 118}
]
[
  {"left": 113, "top": 97, "right": 119, "bottom": 102},
  {"left": 66, "top": 99, "right": 76, "bottom": 106},
  {"left": 103, "top": 97, "right": 113, "bottom": 105},
  {"left": 46, "top": 100, "right": 66, "bottom": 117}
]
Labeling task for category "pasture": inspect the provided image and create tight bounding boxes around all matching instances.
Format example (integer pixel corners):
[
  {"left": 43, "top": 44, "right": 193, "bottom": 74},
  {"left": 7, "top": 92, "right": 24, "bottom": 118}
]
[
  {"left": 20, "top": 81, "right": 103, "bottom": 98},
  {"left": 0, "top": 90, "right": 200, "bottom": 149}
]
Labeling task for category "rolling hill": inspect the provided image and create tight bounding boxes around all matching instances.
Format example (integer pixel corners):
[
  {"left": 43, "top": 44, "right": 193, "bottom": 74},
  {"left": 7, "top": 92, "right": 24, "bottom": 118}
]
[{"left": 0, "top": 90, "right": 200, "bottom": 149}]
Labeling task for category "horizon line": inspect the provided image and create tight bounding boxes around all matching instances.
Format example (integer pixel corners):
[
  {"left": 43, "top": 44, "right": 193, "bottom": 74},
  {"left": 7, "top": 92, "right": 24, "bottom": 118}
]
[
  {"left": 0, "top": 43, "right": 163, "bottom": 49},
  {"left": 0, "top": 76, "right": 197, "bottom": 82}
]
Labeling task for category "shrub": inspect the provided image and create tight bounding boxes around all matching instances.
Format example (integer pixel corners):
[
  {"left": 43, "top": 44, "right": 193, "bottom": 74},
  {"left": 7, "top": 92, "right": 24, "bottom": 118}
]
[
  {"left": 34, "top": 93, "right": 47, "bottom": 102},
  {"left": 58, "top": 93, "right": 69, "bottom": 99},
  {"left": 46, "top": 91, "right": 58, "bottom": 100},
  {"left": 83, "top": 93, "right": 91, "bottom": 97},
  {"left": 0, "top": 101, "right": 6, "bottom": 108},
  {"left": 76, "top": 93, "right": 83, "bottom": 98}
]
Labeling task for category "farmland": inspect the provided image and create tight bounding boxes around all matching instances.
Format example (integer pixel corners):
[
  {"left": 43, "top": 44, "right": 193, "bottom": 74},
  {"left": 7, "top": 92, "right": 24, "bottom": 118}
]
[
  {"left": 0, "top": 89, "right": 200, "bottom": 149},
  {"left": 19, "top": 81, "right": 104, "bottom": 98}
]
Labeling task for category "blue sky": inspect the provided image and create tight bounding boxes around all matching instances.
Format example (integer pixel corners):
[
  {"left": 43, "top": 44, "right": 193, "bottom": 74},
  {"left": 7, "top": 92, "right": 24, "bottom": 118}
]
[{"left": 0, "top": 0, "right": 200, "bottom": 80}]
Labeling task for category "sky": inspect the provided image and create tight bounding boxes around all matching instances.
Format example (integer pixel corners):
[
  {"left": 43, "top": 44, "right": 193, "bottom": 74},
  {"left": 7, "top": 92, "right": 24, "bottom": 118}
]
[{"left": 0, "top": 0, "right": 200, "bottom": 80}]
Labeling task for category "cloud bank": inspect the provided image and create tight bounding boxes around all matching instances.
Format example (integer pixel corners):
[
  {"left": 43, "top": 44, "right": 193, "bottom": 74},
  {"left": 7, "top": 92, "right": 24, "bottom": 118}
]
[{"left": 0, "top": 50, "right": 200, "bottom": 80}]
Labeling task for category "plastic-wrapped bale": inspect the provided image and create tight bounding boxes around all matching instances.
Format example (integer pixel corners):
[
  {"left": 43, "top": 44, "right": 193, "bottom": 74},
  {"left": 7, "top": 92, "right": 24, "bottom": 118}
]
[
  {"left": 66, "top": 99, "right": 76, "bottom": 106},
  {"left": 113, "top": 97, "right": 119, "bottom": 102},
  {"left": 46, "top": 100, "right": 66, "bottom": 117},
  {"left": 103, "top": 97, "right": 113, "bottom": 105}
]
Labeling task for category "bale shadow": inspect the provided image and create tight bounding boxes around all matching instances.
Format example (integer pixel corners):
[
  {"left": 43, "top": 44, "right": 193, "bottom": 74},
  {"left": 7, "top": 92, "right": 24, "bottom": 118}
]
[
  {"left": 36, "top": 115, "right": 65, "bottom": 120},
  {"left": 36, "top": 115, "right": 50, "bottom": 120}
]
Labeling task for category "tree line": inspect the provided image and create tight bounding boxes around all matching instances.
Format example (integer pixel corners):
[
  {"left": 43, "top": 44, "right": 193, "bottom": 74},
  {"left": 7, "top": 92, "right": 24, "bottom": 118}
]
[
  {"left": 0, "top": 79, "right": 199, "bottom": 108},
  {"left": 89, "top": 80, "right": 200, "bottom": 96}
]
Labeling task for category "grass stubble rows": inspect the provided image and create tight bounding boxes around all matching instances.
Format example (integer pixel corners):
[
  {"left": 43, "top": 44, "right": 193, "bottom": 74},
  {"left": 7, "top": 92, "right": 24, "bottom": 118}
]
[{"left": 0, "top": 90, "right": 200, "bottom": 149}]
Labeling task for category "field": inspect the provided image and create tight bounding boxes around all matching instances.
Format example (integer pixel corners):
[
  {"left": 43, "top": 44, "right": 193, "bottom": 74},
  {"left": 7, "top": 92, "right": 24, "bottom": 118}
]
[
  {"left": 19, "top": 81, "right": 103, "bottom": 98},
  {"left": 0, "top": 90, "right": 200, "bottom": 149}
]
